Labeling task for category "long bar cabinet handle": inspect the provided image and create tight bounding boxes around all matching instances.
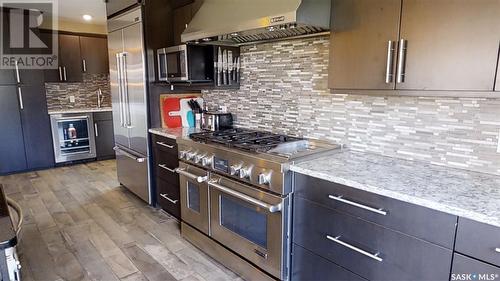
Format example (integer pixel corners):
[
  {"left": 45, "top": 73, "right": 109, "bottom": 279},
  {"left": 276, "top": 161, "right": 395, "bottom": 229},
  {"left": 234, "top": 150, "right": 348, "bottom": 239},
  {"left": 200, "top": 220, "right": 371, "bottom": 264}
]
[
  {"left": 156, "top": 141, "right": 174, "bottom": 149},
  {"left": 160, "top": 193, "right": 178, "bottom": 204},
  {"left": 326, "top": 235, "right": 383, "bottom": 262},
  {"left": 385, "top": 40, "right": 395, "bottom": 83},
  {"left": 396, "top": 39, "right": 407, "bottom": 83},
  {"left": 328, "top": 195, "right": 387, "bottom": 216},
  {"left": 159, "top": 164, "right": 176, "bottom": 173}
]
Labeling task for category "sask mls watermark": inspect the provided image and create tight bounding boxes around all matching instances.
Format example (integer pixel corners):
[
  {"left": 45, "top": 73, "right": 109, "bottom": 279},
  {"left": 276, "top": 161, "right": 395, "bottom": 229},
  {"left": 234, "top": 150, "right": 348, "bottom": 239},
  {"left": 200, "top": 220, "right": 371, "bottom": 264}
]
[{"left": 0, "top": 0, "right": 58, "bottom": 69}]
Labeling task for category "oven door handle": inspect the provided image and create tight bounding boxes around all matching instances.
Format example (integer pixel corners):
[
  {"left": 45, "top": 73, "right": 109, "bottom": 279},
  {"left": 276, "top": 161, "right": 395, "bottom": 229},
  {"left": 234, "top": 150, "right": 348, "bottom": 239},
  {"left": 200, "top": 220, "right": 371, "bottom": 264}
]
[
  {"left": 175, "top": 168, "right": 208, "bottom": 183},
  {"left": 208, "top": 180, "right": 282, "bottom": 213}
]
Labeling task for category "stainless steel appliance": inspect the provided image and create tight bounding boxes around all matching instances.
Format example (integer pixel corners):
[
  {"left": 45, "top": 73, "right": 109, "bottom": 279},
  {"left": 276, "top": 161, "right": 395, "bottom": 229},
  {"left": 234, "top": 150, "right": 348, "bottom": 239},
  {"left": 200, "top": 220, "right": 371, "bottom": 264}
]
[
  {"left": 108, "top": 7, "right": 151, "bottom": 203},
  {"left": 181, "top": 0, "right": 331, "bottom": 45},
  {"left": 202, "top": 112, "right": 233, "bottom": 131},
  {"left": 50, "top": 113, "right": 96, "bottom": 163},
  {"left": 156, "top": 44, "right": 213, "bottom": 82},
  {"left": 175, "top": 128, "right": 338, "bottom": 280}
]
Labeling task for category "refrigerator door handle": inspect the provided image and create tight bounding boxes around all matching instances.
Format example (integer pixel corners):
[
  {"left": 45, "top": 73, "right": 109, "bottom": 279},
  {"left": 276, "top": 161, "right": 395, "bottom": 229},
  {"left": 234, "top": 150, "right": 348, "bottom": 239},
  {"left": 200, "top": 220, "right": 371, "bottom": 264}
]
[
  {"left": 113, "top": 146, "right": 145, "bottom": 163},
  {"left": 116, "top": 53, "right": 125, "bottom": 127},
  {"left": 121, "top": 53, "right": 132, "bottom": 128}
]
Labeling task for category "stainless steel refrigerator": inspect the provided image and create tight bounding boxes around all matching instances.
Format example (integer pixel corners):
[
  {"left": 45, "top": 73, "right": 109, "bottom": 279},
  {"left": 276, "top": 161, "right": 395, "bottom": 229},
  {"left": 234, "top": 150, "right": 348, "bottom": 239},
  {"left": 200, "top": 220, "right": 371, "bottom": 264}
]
[{"left": 107, "top": 7, "right": 151, "bottom": 204}]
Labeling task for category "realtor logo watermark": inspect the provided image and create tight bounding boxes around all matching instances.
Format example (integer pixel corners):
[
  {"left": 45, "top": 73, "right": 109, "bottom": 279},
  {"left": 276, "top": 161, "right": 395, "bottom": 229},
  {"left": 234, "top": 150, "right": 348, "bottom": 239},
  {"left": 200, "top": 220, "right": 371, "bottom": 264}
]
[
  {"left": 0, "top": 0, "right": 58, "bottom": 69},
  {"left": 451, "top": 273, "right": 499, "bottom": 281}
]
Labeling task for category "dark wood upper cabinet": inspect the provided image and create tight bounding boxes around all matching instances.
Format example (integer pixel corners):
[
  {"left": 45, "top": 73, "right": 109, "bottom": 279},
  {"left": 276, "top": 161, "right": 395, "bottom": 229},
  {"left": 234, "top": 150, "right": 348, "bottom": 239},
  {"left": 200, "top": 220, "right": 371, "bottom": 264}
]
[
  {"left": 80, "top": 36, "right": 110, "bottom": 74},
  {"left": 59, "top": 34, "right": 83, "bottom": 82},
  {"left": 398, "top": 0, "right": 500, "bottom": 91},
  {"left": 44, "top": 33, "right": 83, "bottom": 82},
  {"left": 329, "top": 0, "right": 401, "bottom": 90},
  {"left": 496, "top": 57, "right": 500, "bottom": 92},
  {"left": 329, "top": 0, "right": 500, "bottom": 95},
  {"left": 106, "top": 0, "right": 141, "bottom": 17}
]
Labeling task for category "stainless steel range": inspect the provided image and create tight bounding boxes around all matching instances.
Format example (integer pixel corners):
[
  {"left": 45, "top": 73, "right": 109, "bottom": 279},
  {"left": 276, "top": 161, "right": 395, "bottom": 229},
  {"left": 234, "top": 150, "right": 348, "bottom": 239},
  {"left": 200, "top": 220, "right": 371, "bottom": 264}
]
[{"left": 175, "top": 128, "right": 338, "bottom": 280}]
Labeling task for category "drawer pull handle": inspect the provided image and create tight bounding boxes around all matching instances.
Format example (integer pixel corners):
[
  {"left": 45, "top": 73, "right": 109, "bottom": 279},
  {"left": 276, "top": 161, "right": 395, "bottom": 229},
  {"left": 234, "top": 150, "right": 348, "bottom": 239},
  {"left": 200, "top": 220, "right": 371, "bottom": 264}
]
[
  {"left": 328, "top": 195, "right": 387, "bottom": 216},
  {"left": 156, "top": 141, "right": 174, "bottom": 149},
  {"left": 160, "top": 193, "right": 178, "bottom": 204},
  {"left": 326, "top": 235, "right": 383, "bottom": 262},
  {"left": 495, "top": 248, "right": 500, "bottom": 253},
  {"left": 159, "top": 164, "right": 177, "bottom": 173}
]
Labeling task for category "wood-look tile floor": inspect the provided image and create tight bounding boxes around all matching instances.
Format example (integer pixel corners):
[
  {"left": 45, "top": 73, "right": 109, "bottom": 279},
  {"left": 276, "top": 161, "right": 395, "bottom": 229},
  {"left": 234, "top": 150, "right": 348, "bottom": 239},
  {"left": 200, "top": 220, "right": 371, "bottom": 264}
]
[{"left": 0, "top": 160, "right": 241, "bottom": 281}]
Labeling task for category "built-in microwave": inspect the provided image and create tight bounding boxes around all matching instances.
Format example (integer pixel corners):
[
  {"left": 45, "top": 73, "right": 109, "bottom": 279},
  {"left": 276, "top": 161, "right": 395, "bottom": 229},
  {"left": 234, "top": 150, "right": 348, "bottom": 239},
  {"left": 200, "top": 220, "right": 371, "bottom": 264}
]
[{"left": 157, "top": 44, "right": 213, "bottom": 82}]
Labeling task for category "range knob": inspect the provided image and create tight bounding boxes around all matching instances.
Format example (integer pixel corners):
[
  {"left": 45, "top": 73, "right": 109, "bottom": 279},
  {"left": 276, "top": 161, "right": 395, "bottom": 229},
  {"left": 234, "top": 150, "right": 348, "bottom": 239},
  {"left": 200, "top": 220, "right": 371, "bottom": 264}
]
[
  {"left": 258, "top": 171, "right": 272, "bottom": 185},
  {"left": 239, "top": 166, "right": 253, "bottom": 179},
  {"left": 201, "top": 155, "right": 213, "bottom": 167},
  {"left": 179, "top": 150, "right": 188, "bottom": 159},
  {"left": 194, "top": 153, "right": 206, "bottom": 164},
  {"left": 186, "top": 151, "right": 197, "bottom": 161},
  {"left": 230, "top": 164, "right": 242, "bottom": 176}
]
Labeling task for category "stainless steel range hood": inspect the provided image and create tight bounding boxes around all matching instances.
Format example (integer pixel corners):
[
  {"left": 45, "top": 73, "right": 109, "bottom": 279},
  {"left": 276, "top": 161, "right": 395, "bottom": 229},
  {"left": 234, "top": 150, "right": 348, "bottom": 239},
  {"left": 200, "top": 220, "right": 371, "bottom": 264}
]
[{"left": 181, "top": 0, "right": 331, "bottom": 45}]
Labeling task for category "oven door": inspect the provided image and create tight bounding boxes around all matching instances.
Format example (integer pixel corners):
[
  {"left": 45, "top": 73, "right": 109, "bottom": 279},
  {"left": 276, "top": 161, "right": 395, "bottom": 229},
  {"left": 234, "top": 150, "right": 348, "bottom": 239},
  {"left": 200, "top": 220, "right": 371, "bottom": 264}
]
[
  {"left": 208, "top": 174, "right": 288, "bottom": 279},
  {"left": 177, "top": 162, "right": 210, "bottom": 235},
  {"left": 164, "top": 45, "right": 188, "bottom": 81}
]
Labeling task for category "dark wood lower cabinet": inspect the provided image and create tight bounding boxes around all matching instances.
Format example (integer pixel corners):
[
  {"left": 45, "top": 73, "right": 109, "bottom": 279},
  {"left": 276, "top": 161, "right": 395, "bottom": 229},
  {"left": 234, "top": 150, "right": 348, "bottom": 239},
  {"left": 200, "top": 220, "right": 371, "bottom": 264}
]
[
  {"left": 451, "top": 254, "right": 500, "bottom": 280},
  {"left": 292, "top": 244, "right": 366, "bottom": 281},
  {"left": 152, "top": 134, "right": 180, "bottom": 219},
  {"left": 20, "top": 83, "right": 55, "bottom": 170},
  {"left": 94, "top": 112, "right": 115, "bottom": 160},
  {"left": 0, "top": 86, "right": 28, "bottom": 174}
]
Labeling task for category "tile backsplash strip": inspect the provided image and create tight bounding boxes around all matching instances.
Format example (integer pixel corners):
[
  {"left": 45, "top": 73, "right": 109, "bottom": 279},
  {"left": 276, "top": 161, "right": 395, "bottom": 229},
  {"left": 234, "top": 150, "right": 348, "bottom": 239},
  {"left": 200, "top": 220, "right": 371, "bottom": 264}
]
[
  {"left": 45, "top": 73, "right": 112, "bottom": 111},
  {"left": 202, "top": 35, "right": 500, "bottom": 175}
]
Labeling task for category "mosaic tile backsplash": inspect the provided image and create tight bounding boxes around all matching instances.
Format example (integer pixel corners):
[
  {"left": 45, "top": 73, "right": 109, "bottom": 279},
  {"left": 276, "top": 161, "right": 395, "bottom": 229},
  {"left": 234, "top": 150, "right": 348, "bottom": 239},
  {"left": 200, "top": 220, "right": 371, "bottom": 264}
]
[
  {"left": 45, "top": 73, "right": 111, "bottom": 111},
  {"left": 202, "top": 35, "right": 500, "bottom": 175}
]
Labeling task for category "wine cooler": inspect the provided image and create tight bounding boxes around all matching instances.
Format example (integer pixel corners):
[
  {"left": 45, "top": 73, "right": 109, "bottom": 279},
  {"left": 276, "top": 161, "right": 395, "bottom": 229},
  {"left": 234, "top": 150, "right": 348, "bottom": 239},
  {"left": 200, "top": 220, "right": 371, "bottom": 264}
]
[{"left": 50, "top": 113, "right": 97, "bottom": 163}]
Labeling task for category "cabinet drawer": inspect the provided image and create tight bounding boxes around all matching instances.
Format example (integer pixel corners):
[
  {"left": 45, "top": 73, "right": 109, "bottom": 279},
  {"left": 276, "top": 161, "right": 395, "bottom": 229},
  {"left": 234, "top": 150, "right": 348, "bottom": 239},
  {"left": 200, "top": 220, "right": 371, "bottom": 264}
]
[
  {"left": 93, "top": 111, "right": 113, "bottom": 121},
  {"left": 294, "top": 174, "right": 457, "bottom": 249},
  {"left": 152, "top": 134, "right": 178, "bottom": 156},
  {"left": 293, "top": 197, "right": 452, "bottom": 281},
  {"left": 455, "top": 218, "right": 500, "bottom": 267},
  {"left": 452, "top": 254, "right": 500, "bottom": 279},
  {"left": 291, "top": 243, "right": 366, "bottom": 281},
  {"left": 154, "top": 150, "right": 179, "bottom": 183},
  {"left": 156, "top": 177, "right": 180, "bottom": 219}
]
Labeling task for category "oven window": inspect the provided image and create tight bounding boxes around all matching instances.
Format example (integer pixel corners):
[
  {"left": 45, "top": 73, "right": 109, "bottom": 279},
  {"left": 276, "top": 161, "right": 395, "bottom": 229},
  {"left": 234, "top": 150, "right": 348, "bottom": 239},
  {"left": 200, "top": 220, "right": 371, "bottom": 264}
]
[
  {"left": 220, "top": 194, "right": 267, "bottom": 248},
  {"left": 187, "top": 182, "right": 200, "bottom": 213},
  {"left": 166, "top": 52, "right": 181, "bottom": 77}
]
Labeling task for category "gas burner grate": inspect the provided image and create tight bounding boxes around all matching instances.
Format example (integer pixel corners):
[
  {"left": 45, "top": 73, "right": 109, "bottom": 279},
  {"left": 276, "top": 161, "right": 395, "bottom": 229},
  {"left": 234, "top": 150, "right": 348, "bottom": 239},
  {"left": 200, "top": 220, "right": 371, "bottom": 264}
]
[{"left": 189, "top": 129, "right": 304, "bottom": 153}]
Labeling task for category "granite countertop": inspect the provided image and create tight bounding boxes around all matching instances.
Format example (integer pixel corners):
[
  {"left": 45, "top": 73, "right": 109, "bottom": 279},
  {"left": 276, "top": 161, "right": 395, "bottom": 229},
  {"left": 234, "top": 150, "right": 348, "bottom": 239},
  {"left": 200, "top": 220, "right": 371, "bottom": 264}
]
[
  {"left": 290, "top": 150, "right": 500, "bottom": 228},
  {"left": 149, "top": 127, "right": 204, "bottom": 140},
  {"left": 48, "top": 107, "right": 113, "bottom": 115},
  {"left": 0, "top": 185, "right": 17, "bottom": 248}
]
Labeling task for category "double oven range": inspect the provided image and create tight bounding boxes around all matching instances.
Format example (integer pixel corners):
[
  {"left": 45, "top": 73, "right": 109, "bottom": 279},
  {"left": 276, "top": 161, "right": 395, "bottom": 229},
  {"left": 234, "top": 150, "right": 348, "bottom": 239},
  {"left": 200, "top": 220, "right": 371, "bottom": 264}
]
[{"left": 175, "top": 128, "right": 338, "bottom": 280}]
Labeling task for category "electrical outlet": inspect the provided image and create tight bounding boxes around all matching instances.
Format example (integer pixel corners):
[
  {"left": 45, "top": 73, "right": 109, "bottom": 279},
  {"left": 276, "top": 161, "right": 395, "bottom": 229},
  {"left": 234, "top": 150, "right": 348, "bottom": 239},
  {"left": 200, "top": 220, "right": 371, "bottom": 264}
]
[
  {"left": 497, "top": 129, "right": 500, "bottom": 153},
  {"left": 69, "top": 95, "right": 75, "bottom": 103}
]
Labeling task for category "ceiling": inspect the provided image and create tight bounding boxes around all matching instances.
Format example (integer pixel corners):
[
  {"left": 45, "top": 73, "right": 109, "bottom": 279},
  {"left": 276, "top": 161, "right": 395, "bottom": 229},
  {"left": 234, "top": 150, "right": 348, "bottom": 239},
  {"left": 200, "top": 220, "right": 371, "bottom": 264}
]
[{"left": 57, "top": 0, "right": 107, "bottom": 25}]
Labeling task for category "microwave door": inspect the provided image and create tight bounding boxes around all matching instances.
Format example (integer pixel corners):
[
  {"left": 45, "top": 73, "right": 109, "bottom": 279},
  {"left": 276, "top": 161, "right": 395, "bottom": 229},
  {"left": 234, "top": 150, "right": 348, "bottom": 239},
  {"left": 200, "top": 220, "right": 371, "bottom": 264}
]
[{"left": 157, "top": 49, "right": 168, "bottom": 81}]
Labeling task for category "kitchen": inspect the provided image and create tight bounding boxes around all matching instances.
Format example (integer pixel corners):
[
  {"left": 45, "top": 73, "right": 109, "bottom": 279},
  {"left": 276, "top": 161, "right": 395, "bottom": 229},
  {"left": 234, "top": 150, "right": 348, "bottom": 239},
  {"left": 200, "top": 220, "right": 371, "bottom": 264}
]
[{"left": 0, "top": 0, "right": 499, "bottom": 281}]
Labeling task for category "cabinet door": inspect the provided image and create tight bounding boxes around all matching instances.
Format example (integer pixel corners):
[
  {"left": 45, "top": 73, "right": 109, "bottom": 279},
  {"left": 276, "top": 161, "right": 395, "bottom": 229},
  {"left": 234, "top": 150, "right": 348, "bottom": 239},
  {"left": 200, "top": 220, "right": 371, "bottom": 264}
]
[
  {"left": 19, "top": 74, "right": 55, "bottom": 170},
  {"left": 329, "top": 0, "right": 402, "bottom": 90},
  {"left": 59, "top": 34, "right": 83, "bottom": 82},
  {"left": 0, "top": 86, "right": 27, "bottom": 174},
  {"left": 0, "top": 69, "right": 17, "bottom": 85},
  {"left": 80, "top": 36, "right": 110, "bottom": 75},
  {"left": 173, "top": 4, "right": 193, "bottom": 45},
  {"left": 106, "top": 0, "right": 140, "bottom": 17},
  {"left": 398, "top": 0, "right": 500, "bottom": 91},
  {"left": 452, "top": 254, "right": 500, "bottom": 279},
  {"left": 95, "top": 119, "right": 116, "bottom": 159}
]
